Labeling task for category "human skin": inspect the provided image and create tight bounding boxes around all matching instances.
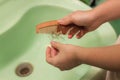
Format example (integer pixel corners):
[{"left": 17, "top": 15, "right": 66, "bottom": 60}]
[{"left": 46, "top": 0, "right": 120, "bottom": 71}]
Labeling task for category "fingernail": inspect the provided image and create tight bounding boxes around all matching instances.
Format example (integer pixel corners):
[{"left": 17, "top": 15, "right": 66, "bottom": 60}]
[{"left": 68, "top": 35, "right": 72, "bottom": 39}]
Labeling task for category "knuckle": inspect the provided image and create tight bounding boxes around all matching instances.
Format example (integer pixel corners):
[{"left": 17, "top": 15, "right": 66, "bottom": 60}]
[
  {"left": 59, "top": 67, "right": 65, "bottom": 71},
  {"left": 71, "top": 14, "right": 75, "bottom": 19},
  {"left": 60, "top": 68, "right": 65, "bottom": 71},
  {"left": 46, "top": 59, "right": 52, "bottom": 64},
  {"left": 73, "top": 10, "right": 80, "bottom": 14}
]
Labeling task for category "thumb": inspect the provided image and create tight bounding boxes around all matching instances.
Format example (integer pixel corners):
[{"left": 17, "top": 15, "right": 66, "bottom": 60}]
[
  {"left": 58, "top": 15, "right": 72, "bottom": 25},
  {"left": 51, "top": 41, "right": 62, "bottom": 50}
]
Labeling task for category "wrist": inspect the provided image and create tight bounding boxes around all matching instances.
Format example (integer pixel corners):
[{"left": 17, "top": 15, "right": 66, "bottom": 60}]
[
  {"left": 75, "top": 46, "right": 90, "bottom": 64},
  {"left": 85, "top": 10, "right": 104, "bottom": 30},
  {"left": 91, "top": 8, "right": 108, "bottom": 25}
]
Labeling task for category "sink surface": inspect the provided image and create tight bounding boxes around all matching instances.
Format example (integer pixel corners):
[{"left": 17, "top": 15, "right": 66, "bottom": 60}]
[{"left": 0, "top": 0, "right": 117, "bottom": 80}]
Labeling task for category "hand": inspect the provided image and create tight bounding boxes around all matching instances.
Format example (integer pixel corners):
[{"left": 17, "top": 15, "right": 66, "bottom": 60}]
[
  {"left": 46, "top": 41, "right": 81, "bottom": 71},
  {"left": 57, "top": 10, "right": 102, "bottom": 39}
]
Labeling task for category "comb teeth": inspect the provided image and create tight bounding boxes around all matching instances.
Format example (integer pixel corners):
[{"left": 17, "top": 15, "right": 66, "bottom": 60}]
[
  {"left": 37, "top": 25, "right": 58, "bottom": 34},
  {"left": 36, "top": 20, "right": 59, "bottom": 33}
]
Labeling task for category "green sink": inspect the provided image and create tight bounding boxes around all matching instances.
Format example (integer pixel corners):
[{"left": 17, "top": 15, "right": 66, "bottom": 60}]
[{"left": 0, "top": 0, "right": 117, "bottom": 80}]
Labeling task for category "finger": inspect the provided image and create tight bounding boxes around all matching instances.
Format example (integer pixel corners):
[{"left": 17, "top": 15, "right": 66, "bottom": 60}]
[
  {"left": 59, "top": 67, "right": 65, "bottom": 71},
  {"left": 58, "top": 15, "right": 72, "bottom": 25},
  {"left": 46, "top": 46, "right": 52, "bottom": 63},
  {"left": 46, "top": 46, "right": 51, "bottom": 58},
  {"left": 76, "top": 30, "right": 87, "bottom": 39},
  {"left": 62, "top": 26, "right": 72, "bottom": 34},
  {"left": 51, "top": 47, "right": 58, "bottom": 57},
  {"left": 51, "top": 41, "right": 62, "bottom": 49},
  {"left": 68, "top": 27, "right": 79, "bottom": 39},
  {"left": 57, "top": 24, "right": 73, "bottom": 34}
]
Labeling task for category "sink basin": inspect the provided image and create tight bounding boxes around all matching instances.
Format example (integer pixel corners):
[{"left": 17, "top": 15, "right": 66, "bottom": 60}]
[{"left": 0, "top": 0, "right": 117, "bottom": 80}]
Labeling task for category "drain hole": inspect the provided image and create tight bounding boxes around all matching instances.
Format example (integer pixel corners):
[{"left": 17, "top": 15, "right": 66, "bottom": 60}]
[
  {"left": 15, "top": 63, "right": 33, "bottom": 77},
  {"left": 20, "top": 67, "right": 30, "bottom": 75}
]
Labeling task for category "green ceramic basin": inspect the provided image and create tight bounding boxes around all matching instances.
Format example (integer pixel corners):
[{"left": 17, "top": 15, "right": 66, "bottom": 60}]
[{"left": 0, "top": 0, "right": 117, "bottom": 80}]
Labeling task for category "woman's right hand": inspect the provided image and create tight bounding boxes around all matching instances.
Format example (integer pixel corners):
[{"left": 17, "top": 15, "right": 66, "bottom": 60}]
[{"left": 57, "top": 10, "right": 103, "bottom": 39}]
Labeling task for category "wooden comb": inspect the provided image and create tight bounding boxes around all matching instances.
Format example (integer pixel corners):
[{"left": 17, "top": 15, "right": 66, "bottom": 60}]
[{"left": 36, "top": 20, "right": 59, "bottom": 33}]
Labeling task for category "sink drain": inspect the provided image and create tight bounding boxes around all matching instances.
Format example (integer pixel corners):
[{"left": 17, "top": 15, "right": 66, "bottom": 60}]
[{"left": 15, "top": 63, "right": 33, "bottom": 77}]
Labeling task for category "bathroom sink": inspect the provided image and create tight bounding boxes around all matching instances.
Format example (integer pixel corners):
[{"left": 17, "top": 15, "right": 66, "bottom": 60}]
[{"left": 0, "top": 0, "right": 117, "bottom": 80}]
